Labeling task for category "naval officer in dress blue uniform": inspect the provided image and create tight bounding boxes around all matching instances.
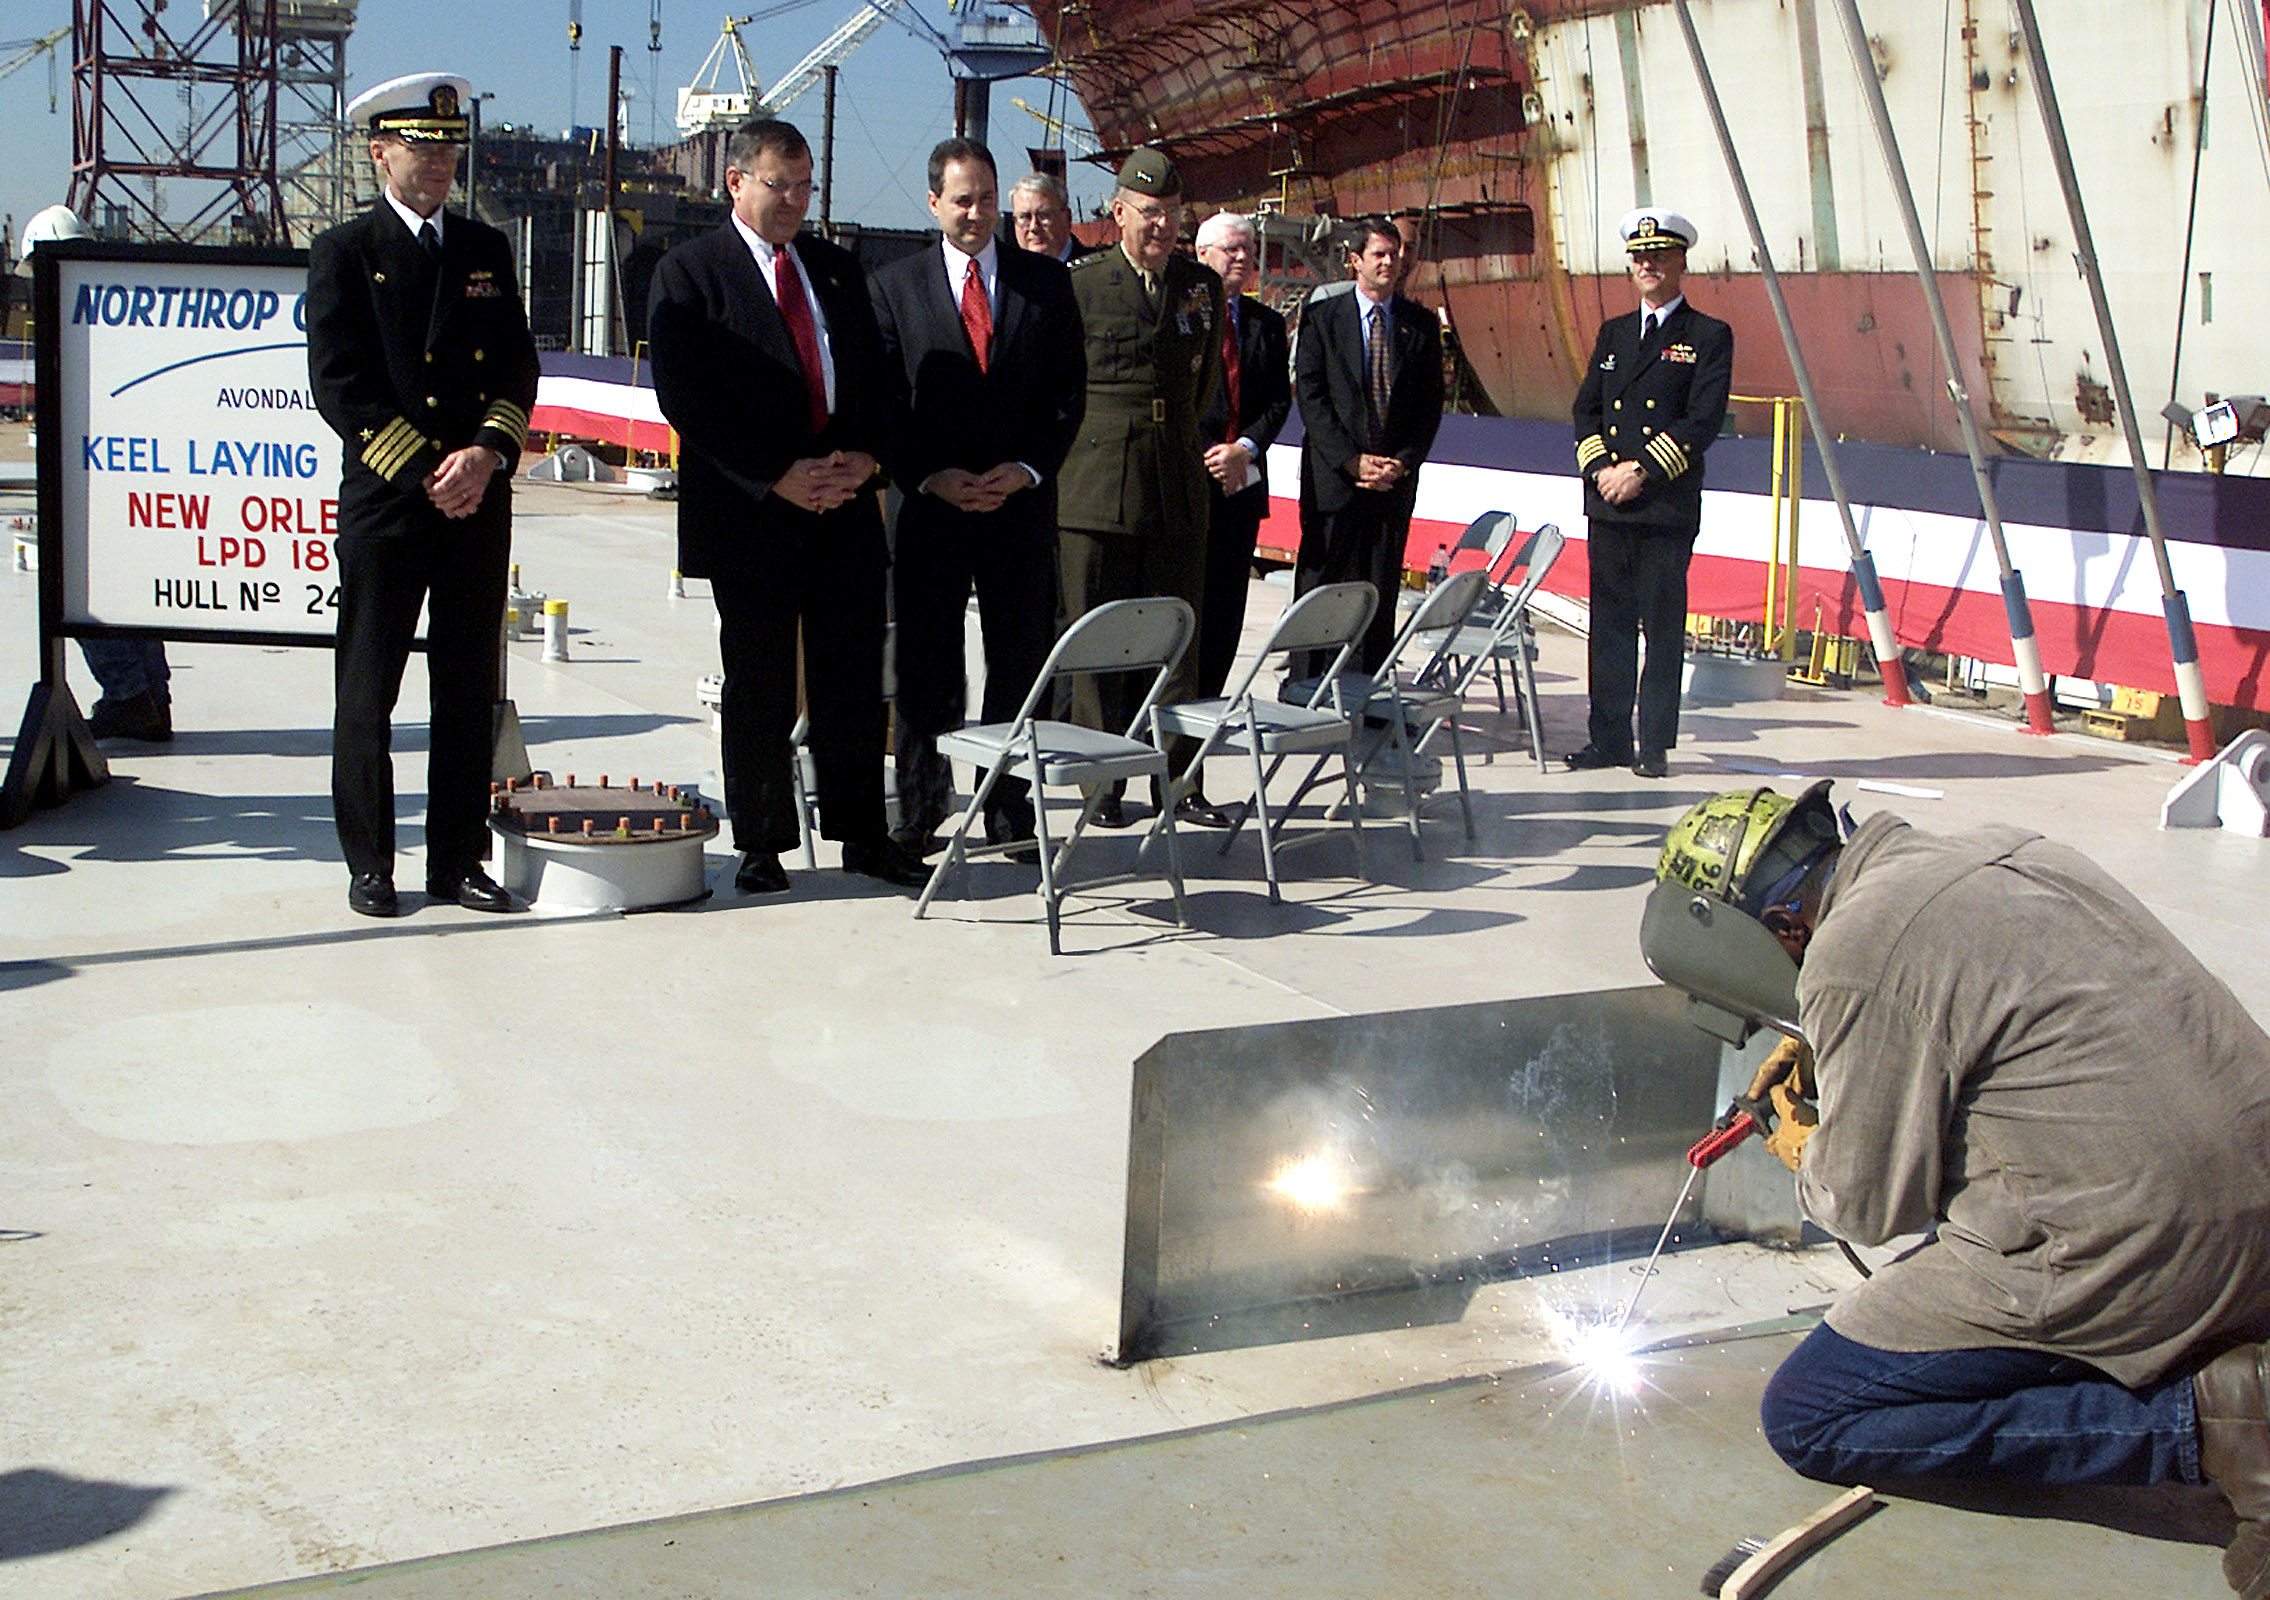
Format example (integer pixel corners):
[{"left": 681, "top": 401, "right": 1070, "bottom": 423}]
[
  {"left": 1566, "top": 207, "right": 1733, "bottom": 781},
  {"left": 306, "top": 72, "right": 540, "bottom": 917}
]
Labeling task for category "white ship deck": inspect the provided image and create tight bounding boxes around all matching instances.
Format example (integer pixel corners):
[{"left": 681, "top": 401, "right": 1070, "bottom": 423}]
[{"left": 2, "top": 452, "right": 2258, "bottom": 1600}]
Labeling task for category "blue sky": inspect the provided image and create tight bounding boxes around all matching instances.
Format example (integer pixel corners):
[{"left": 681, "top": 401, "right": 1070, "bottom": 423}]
[{"left": 3, "top": 1, "right": 1102, "bottom": 253}]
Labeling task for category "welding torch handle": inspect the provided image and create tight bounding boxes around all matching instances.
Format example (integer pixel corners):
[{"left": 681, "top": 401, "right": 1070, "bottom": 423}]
[{"left": 1687, "top": 1111, "right": 1759, "bottom": 1169}]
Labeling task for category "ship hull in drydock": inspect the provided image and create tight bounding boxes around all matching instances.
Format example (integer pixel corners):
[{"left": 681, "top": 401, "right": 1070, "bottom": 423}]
[{"left": 1031, "top": 0, "right": 2265, "bottom": 471}]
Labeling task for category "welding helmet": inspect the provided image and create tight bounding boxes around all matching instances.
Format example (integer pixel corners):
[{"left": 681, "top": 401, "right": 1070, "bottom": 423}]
[{"left": 1639, "top": 783, "right": 1840, "bottom": 1045}]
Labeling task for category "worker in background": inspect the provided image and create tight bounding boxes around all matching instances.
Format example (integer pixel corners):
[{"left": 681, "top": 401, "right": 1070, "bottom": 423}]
[
  {"left": 1641, "top": 783, "right": 2270, "bottom": 1600},
  {"left": 1291, "top": 217, "right": 1442, "bottom": 675},
  {"left": 1007, "top": 172, "right": 1090, "bottom": 265},
  {"left": 1566, "top": 207, "right": 1732, "bottom": 780},
  {"left": 1189, "top": 210, "right": 1290, "bottom": 818},
  {"left": 306, "top": 72, "right": 539, "bottom": 918},
  {"left": 1054, "top": 148, "right": 1222, "bottom": 830}
]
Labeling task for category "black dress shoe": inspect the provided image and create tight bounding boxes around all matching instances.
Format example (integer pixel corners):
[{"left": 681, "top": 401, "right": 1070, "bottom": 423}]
[
  {"left": 428, "top": 865, "right": 517, "bottom": 912},
  {"left": 890, "top": 823, "right": 947, "bottom": 858},
  {"left": 841, "top": 837, "right": 931, "bottom": 889},
  {"left": 1174, "top": 794, "right": 1236, "bottom": 829},
  {"left": 1632, "top": 750, "right": 1669, "bottom": 779},
  {"left": 734, "top": 851, "right": 790, "bottom": 894},
  {"left": 347, "top": 873, "right": 399, "bottom": 918},
  {"left": 1091, "top": 794, "right": 1132, "bottom": 829},
  {"left": 1562, "top": 745, "right": 1627, "bottom": 772}
]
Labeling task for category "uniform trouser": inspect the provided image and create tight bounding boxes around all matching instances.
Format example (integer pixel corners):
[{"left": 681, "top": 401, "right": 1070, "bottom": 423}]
[
  {"left": 331, "top": 512, "right": 509, "bottom": 883},
  {"left": 1058, "top": 523, "right": 1206, "bottom": 787},
  {"left": 1293, "top": 487, "right": 1413, "bottom": 675},
  {"left": 1584, "top": 517, "right": 1699, "bottom": 759},
  {"left": 891, "top": 496, "right": 1057, "bottom": 839},
  {"left": 1761, "top": 1322, "right": 2200, "bottom": 1487},
  {"left": 709, "top": 499, "right": 889, "bottom": 856},
  {"left": 1199, "top": 483, "right": 1266, "bottom": 702}
]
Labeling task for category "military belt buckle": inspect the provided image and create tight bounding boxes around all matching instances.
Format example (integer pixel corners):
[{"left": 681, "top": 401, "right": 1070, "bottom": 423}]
[{"left": 1151, "top": 399, "right": 1166, "bottom": 424}]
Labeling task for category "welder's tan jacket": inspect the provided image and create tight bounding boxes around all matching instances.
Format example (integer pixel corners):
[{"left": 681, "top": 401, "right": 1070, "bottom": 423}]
[{"left": 1799, "top": 813, "right": 2270, "bottom": 1387}]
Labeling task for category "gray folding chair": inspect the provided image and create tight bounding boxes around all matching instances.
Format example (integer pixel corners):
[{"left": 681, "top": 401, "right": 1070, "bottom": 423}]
[
  {"left": 913, "top": 596, "right": 1195, "bottom": 955},
  {"left": 1280, "top": 566, "right": 1492, "bottom": 860},
  {"left": 1146, "top": 580, "right": 1378, "bottom": 903},
  {"left": 1417, "top": 522, "right": 1565, "bottom": 771},
  {"left": 789, "top": 623, "right": 897, "bottom": 868}
]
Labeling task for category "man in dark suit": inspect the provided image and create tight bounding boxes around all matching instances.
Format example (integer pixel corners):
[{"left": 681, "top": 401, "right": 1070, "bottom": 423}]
[
  {"left": 1566, "top": 207, "right": 1734, "bottom": 780},
  {"left": 1008, "top": 172, "right": 1091, "bottom": 265},
  {"left": 1293, "top": 217, "right": 1444, "bottom": 673},
  {"left": 870, "top": 138, "right": 1085, "bottom": 851},
  {"left": 1192, "top": 210, "right": 1290, "bottom": 704},
  {"left": 647, "top": 117, "right": 927, "bottom": 894},
  {"left": 1056, "top": 148, "right": 1224, "bottom": 828},
  {"left": 306, "top": 71, "right": 540, "bottom": 919}
]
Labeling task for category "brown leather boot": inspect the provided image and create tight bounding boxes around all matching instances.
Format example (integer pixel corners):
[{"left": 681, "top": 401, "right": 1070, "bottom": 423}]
[{"left": 2195, "top": 1341, "right": 2270, "bottom": 1598}]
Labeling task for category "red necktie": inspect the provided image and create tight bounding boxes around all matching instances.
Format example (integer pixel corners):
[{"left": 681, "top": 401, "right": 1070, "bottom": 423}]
[
  {"left": 1221, "top": 303, "right": 1242, "bottom": 443},
  {"left": 772, "top": 247, "right": 829, "bottom": 435},
  {"left": 960, "top": 257, "right": 992, "bottom": 375}
]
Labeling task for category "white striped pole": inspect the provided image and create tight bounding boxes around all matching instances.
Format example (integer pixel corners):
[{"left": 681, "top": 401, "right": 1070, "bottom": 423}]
[
  {"left": 1667, "top": 0, "right": 1910, "bottom": 707},
  {"left": 2011, "top": 0, "right": 2216, "bottom": 760}
]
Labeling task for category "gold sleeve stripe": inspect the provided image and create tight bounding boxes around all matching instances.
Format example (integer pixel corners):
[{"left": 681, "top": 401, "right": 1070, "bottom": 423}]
[
  {"left": 481, "top": 400, "right": 531, "bottom": 440},
  {"left": 1575, "top": 434, "right": 1608, "bottom": 469},
  {"left": 1647, "top": 434, "right": 1690, "bottom": 477},
  {"left": 362, "top": 417, "right": 425, "bottom": 479}
]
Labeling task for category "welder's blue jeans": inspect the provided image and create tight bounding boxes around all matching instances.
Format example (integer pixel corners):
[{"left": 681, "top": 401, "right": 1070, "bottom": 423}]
[{"left": 1761, "top": 1322, "right": 2200, "bottom": 1486}]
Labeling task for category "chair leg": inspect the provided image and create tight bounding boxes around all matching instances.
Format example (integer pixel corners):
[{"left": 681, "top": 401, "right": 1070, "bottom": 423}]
[
  {"left": 1159, "top": 788, "right": 1188, "bottom": 927},
  {"left": 1341, "top": 734, "right": 1369, "bottom": 879},
  {"left": 1447, "top": 719, "right": 1476, "bottom": 840},
  {"left": 1247, "top": 740, "right": 1284, "bottom": 904},
  {"left": 1517, "top": 640, "right": 1548, "bottom": 773},
  {"left": 1491, "top": 655, "right": 1510, "bottom": 716},
  {"left": 1034, "top": 780, "right": 1064, "bottom": 956},
  {"left": 913, "top": 758, "right": 1000, "bottom": 919}
]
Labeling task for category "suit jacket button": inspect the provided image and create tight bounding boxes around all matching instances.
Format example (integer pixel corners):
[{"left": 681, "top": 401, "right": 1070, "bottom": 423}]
[
  {"left": 473, "top": 349, "right": 485, "bottom": 361},
  {"left": 424, "top": 352, "right": 434, "bottom": 363},
  {"left": 1612, "top": 399, "right": 1622, "bottom": 409},
  {"left": 1646, "top": 398, "right": 1656, "bottom": 408},
  {"left": 424, "top": 396, "right": 438, "bottom": 408}
]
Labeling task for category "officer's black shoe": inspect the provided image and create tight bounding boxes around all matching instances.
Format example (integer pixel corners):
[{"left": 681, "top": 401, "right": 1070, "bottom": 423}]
[
  {"left": 429, "top": 866, "right": 517, "bottom": 912},
  {"left": 1632, "top": 750, "right": 1669, "bottom": 779},
  {"left": 734, "top": 852, "right": 790, "bottom": 894},
  {"left": 347, "top": 873, "right": 400, "bottom": 918},
  {"left": 1091, "top": 795, "right": 1133, "bottom": 829},
  {"left": 1175, "top": 794, "right": 1236, "bottom": 829},
  {"left": 1562, "top": 745, "right": 1625, "bottom": 772}
]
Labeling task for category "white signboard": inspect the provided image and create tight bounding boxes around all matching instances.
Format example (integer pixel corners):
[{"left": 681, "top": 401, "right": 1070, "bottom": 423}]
[{"left": 49, "top": 246, "right": 344, "bottom": 641}]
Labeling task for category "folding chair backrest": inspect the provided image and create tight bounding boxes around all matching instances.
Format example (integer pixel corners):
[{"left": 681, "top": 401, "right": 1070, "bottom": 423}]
[
  {"left": 1451, "top": 510, "right": 1516, "bottom": 561},
  {"left": 1499, "top": 523, "right": 1565, "bottom": 612},
  {"left": 1260, "top": 581, "right": 1378, "bottom": 659},
  {"left": 1379, "top": 567, "right": 1488, "bottom": 670},
  {"left": 1014, "top": 596, "right": 1196, "bottom": 723}
]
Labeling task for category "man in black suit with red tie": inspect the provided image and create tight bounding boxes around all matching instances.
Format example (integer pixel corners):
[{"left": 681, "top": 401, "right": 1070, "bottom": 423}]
[
  {"left": 1566, "top": 206, "right": 1733, "bottom": 781},
  {"left": 648, "top": 117, "right": 927, "bottom": 894},
  {"left": 1193, "top": 210, "right": 1290, "bottom": 705},
  {"left": 1292, "top": 217, "right": 1444, "bottom": 673},
  {"left": 870, "top": 138, "right": 1085, "bottom": 852}
]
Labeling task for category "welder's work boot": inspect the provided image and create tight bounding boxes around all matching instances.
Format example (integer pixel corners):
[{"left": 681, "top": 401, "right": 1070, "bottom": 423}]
[{"left": 2194, "top": 1341, "right": 2270, "bottom": 1598}]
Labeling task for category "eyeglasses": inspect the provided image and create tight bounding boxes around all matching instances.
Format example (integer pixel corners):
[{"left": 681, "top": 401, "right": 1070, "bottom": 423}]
[{"left": 735, "top": 172, "right": 814, "bottom": 201}]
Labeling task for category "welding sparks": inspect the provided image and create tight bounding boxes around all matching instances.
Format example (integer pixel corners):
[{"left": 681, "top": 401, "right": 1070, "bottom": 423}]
[
  {"left": 1266, "top": 1151, "right": 1359, "bottom": 1213},
  {"left": 1543, "top": 1303, "right": 1647, "bottom": 1395}
]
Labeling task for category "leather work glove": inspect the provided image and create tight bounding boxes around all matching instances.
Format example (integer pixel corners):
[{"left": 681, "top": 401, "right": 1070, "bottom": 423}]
[
  {"left": 1763, "top": 1078, "right": 1819, "bottom": 1171},
  {"left": 1745, "top": 1035, "right": 1816, "bottom": 1103}
]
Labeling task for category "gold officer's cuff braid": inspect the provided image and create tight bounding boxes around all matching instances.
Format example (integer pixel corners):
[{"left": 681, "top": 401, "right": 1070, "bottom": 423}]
[
  {"left": 1576, "top": 434, "right": 1608, "bottom": 471},
  {"left": 480, "top": 399, "right": 531, "bottom": 444},
  {"left": 1645, "top": 433, "right": 1690, "bottom": 478},
  {"left": 363, "top": 417, "right": 426, "bottom": 479}
]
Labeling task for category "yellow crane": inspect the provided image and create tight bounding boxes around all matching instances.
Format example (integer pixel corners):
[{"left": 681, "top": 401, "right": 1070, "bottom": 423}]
[{"left": 0, "top": 28, "right": 69, "bottom": 112}]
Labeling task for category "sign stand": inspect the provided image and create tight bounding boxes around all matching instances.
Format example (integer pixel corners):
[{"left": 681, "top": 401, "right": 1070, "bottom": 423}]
[{"left": 2, "top": 639, "right": 106, "bottom": 827}]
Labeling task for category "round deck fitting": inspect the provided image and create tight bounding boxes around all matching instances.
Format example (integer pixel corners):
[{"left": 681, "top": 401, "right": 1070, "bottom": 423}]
[{"left": 488, "top": 775, "right": 719, "bottom": 912}]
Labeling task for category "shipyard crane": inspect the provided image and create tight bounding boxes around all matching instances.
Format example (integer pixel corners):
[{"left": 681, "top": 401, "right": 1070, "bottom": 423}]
[
  {"left": 0, "top": 28, "right": 69, "bottom": 112},
  {"left": 1010, "top": 96, "right": 1098, "bottom": 156},
  {"left": 677, "top": 2, "right": 916, "bottom": 135}
]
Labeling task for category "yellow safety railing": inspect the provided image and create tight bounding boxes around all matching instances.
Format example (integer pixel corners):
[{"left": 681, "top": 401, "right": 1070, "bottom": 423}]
[{"left": 1734, "top": 392, "right": 1804, "bottom": 661}]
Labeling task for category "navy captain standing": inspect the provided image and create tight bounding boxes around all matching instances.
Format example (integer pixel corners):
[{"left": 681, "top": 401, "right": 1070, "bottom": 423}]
[
  {"left": 1565, "top": 207, "right": 1732, "bottom": 781},
  {"left": 306, "top": 72, "right": 539, "bottom": 917}
]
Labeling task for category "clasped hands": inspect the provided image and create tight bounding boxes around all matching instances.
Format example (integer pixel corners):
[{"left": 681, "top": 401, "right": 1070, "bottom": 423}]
[
  {"left": 423, "top": 446, "right": 502, "bottom": 520},
  {"left": 1745, "top": 1034, "right": 1820, "bottom": 1172},
  {"left": 1352, "top": 452, "right": 1408, "bottom": 493},
  {"left": 1592, "top": 460, "right": 1648, "bottom": 506},
  {"left": 1204, "top": 441, "right": 1253, "bottom": 494},
  {"left": 922, "top": 462, "right": 1034, "bottom": 514},
  {"left": 772, "top": 450, "right": 880, "bottom": 513}
]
